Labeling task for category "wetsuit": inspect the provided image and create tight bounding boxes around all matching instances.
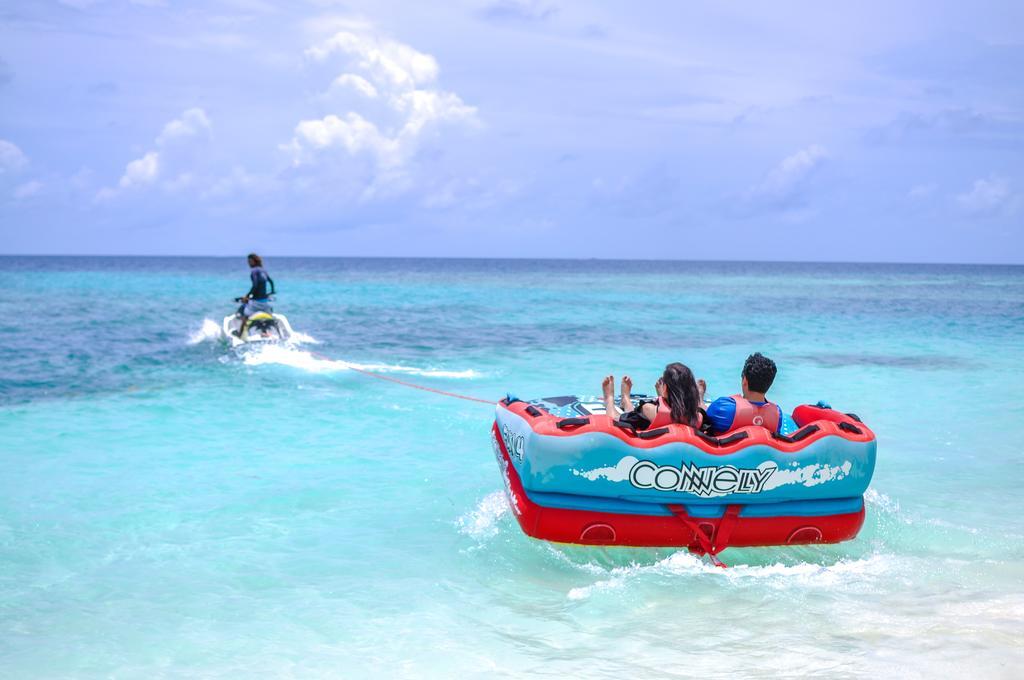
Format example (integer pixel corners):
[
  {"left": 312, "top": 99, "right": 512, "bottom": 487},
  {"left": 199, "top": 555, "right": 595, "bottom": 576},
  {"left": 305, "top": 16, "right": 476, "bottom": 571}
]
[
  {"left": 248, "top": 266, "right": 270, "bottom": 300},
  {"left": 240, "top": 266, "right": 273, "bottom": 316}
]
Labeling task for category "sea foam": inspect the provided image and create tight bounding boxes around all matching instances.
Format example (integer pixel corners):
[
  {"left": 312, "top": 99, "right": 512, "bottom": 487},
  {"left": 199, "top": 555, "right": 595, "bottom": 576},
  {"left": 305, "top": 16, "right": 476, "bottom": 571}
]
[
  {"left": 187, "top": 318, "right": 224, "bottom": 345},
  {"left": 566, "top": 552, "right": 894, "bottom": 600},
  {"left": 457, "top": 491, "right": 510, "bottom": 539},
  {"left": 240, "top": 343, "right": 479, "bottom": 379}
]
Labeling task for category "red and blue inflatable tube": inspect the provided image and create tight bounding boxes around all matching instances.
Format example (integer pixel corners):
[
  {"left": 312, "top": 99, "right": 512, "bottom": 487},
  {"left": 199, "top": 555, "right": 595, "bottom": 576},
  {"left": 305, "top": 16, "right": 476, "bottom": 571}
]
[{"left": 490, "top": 397, "right": 875, "bottom": 556}]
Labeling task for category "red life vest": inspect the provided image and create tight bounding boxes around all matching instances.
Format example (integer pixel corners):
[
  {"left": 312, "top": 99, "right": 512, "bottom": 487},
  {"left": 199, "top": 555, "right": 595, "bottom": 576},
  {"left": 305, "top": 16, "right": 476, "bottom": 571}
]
[
  {"left": 730, "top": 395, "right": 780, "bottom": 432},
  {"left": 648, "top": 398, "right": 702, "bottom": 429}
]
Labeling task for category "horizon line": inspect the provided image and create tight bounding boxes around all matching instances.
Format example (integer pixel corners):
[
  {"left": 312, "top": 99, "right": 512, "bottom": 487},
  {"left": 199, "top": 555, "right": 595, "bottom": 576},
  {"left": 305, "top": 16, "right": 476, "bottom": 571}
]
[{"left": 0, "top": 253, "right": 1022, "bottom": 267}]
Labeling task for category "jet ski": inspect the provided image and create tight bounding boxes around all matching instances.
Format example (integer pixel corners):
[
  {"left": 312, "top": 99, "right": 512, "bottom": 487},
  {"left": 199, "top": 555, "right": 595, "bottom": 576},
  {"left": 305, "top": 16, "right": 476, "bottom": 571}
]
[{"left": 222, "top": 302, "right": 295, "bottom": 348}]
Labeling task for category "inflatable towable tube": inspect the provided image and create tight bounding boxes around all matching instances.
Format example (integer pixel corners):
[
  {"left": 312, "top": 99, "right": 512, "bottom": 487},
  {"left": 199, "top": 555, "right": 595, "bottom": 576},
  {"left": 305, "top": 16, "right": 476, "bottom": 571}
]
[{"left": 492, "top": 395, "right": 876, "bottom": 561}]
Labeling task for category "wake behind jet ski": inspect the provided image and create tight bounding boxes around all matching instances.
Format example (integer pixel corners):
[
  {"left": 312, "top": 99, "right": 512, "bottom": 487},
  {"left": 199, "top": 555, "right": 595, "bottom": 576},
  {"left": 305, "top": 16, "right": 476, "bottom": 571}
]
[{"left": 223, "top": 252, "right": 295, "bottom": 347}]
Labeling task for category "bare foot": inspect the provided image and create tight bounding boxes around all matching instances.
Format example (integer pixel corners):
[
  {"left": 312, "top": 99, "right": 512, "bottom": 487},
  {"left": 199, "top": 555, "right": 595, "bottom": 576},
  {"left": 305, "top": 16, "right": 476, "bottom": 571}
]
[
  {"left": 620, "top": 375, "right": 633, "bottom": 411},
  {"left": 602, "top": 375, "right": 618, "bottom": 417},
  {"left": 602, "top": 375, "right": 615, "bottom": 400},
  {"left": 697, "top": 378, "right": 707, "bottom": 403}
]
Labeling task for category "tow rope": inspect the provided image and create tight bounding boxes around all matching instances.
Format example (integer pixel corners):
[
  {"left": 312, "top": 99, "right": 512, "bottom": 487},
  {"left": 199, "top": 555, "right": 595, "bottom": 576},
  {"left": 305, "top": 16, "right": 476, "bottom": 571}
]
[
  {"left": 345, "top": 364, "right": 494, "bottom": 405},
  {"left": 306, "top": 350, "right": 494, "bottom": 405}
]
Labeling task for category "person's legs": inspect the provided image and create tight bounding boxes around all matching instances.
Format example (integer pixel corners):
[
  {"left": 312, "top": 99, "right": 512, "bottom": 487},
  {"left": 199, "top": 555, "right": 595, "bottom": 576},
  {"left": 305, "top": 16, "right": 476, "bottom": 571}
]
[
  {"left": 602, "top": 375, "right": 620, "bottom": 417},
  {"left": 619, "top": 375, "right": 634, "bottom": 413},
  {"left": 236, "top": 299, "right": 275, "bottom": 338},
  {"left": 235, "top": 300, "right": 255, "bottom": 338}
]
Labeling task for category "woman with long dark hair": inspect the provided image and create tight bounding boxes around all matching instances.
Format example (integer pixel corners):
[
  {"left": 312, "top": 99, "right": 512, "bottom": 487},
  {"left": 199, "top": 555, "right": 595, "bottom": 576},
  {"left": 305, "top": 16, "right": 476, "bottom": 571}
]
[{"left": 601, "top": 362, "right": 704, "bottom": 429}]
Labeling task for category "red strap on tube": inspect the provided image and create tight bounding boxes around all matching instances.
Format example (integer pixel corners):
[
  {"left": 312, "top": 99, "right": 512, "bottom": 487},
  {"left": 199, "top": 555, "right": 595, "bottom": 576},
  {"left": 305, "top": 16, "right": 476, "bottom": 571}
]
[
  {"left": 667, "top": 504, "right": 743, "bottom": 568},
  {"left": 714, "top": 505, "right": 742, "bottom": 551}
]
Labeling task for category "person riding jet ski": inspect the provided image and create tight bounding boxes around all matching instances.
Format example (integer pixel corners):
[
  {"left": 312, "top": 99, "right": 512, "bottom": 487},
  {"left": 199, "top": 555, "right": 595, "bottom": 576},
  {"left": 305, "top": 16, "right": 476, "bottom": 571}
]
[
  {"left": 223, "top": 253, "right": 294, "bottom": 345},
  {"left": 234, "top": 253, "right": 275, "bottom": 338}
]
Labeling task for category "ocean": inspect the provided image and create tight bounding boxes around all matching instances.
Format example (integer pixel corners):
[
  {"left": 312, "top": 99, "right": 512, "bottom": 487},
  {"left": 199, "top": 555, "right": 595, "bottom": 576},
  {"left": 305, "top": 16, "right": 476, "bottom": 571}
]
[{"left": 1, "top": 256, "right": 1022, "bottom": 678}]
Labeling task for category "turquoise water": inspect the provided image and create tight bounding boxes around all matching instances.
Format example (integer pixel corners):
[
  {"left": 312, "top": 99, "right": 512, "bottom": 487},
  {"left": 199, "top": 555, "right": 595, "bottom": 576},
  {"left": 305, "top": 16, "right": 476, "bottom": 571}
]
[{"left": 1, "top": 256, "right": 1023, "bottom": 677}]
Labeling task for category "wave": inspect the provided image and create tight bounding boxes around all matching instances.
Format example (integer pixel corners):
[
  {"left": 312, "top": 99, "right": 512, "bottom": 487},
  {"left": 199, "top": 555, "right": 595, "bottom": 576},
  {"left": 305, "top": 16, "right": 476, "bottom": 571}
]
[
  {"left": 190, "top": 317, "right": 476, "bottom": 380},
  {"left": 457, "top": 491, "right": 510, "bottom": 539},
  {"left": 287, "top": 330, "right": 319, "bottom": 344},
  {"left": 459, "top": 487, "right": 895, "bottom": 600},
  {"left": 239, "top": 343, "right": 480, "bottom": 379},
  {"left": 864, "top": 488, "right": 901, "bottom": 516},
  {"left": 187, "top": 318, "right": 224, "bottom": 345},
  {"left": 566, "top": 551, "right": 893, "bottom": 600}
]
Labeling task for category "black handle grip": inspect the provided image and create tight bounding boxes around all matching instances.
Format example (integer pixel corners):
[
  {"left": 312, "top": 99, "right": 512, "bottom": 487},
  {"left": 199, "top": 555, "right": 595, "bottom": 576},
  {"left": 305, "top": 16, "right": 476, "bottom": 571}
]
[
  {"left": 716, "top": 431, "right": 750, "bottom": 446},
  {"left": 694, "top": 430, "right": 720, "bottom": 446},
  {"left": 637, "top": 427, "right": 670, "bottom": 440},
  {"left": 525, "top": 405, "right": 542, "bottom": 418},
  {"left": 612, "top": 419, "right": 637, "bottom": 434},
  {"left": 556, "top": 417, "right": 590, "bottom": 429},
  {"left": 838, "top": 421, "right": 863, "bottom": 435},
  {"left": 789, "top": 424, "right": 821, "bottom": 442}
]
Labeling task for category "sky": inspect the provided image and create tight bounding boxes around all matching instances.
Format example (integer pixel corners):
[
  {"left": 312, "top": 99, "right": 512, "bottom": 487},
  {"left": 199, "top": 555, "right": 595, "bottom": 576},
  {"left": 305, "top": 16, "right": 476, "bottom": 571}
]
[{"left": 0, "top": 1, "right": 1022, "bottom": 262}]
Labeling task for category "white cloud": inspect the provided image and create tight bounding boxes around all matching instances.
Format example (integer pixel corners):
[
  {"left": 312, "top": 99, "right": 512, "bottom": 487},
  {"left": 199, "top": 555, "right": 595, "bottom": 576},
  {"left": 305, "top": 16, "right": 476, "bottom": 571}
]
[
  {"left": 0, "top": 139, "right": 27, "bottom": 173},
  {"left": 750, "top": 144, "right": 828, "bottom": 202},
  {"left": 13, "top": 180, "right": 43, "bottom": 199},
  {"left": 156, "top": 107, "right": 211, "bottom": 146},
  {"left": 956, "top": 175, "right": 1012, "bottom": 215},
  {"left": 292, "top": 112, "right": 397, "bottom": 162},
  {"left": 305, "top": 30, "right": 439, "bottom": 88},
  {"left": 392, "top": 89, "right": 476, "bottom": 137},
  {"left": 103, "top": 108, "right": 211, "bottom": 198},
  {"left": 331, "top": 73, "right": 379, "bottom": 98},
  {"left": 286, "top": 27, "right": 477, "bottom": 178},
  {"left": 119, "top": 151, "right": 160, "bottom": 188}
]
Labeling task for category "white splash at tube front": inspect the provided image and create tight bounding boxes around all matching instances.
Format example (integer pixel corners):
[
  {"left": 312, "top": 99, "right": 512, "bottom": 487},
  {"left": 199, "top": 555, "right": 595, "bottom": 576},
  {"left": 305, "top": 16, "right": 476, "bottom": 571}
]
[{"left": 457, "top": 491, "right": 510, "bottom": 539}]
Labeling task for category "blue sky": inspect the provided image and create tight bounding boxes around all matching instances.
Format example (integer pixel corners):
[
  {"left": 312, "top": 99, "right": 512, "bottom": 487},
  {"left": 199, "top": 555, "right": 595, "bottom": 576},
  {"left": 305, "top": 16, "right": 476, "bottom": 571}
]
[{"left": 0, "top": 1, "right": 1021, "bottom": 262}]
